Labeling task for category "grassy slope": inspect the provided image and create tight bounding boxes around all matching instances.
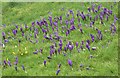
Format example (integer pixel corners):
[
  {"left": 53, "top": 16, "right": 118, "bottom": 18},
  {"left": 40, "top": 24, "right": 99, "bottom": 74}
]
[{"left": 2, "top": 2, "right": 118, "bottom": 76}]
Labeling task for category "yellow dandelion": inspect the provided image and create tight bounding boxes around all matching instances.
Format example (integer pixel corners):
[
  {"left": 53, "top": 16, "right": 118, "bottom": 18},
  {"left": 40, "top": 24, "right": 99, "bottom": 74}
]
[
  {"left": 7, "top": 58, "right": 8, "bottom": 61},
  {"left": 12, "top": 52, "right": 16, "bottom": 55}
]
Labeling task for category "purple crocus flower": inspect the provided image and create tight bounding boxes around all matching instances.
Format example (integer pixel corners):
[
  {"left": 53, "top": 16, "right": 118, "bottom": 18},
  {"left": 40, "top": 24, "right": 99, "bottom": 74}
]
[
  {"left": 80, "top": 28, "right": 83, "bottom": 34},
  {"left": 87, "top": 40, "right": 90, "bottom": 45},
  {"left": 69, "top": 10, "right": 73, "bottom": 14},
  {"left": 80, "top": 45, "right": 83, "bottom": 50},
  {"left": 68, "top": 45, "right": 74, "bottom": 52},
  {"left": 81, "top": 41, "right": 84, "bottom": 45},
  {"left": 12, "top": 30, "right": 17, "bottom": 36},
  {"left": 22, "top": 32, "right": 24, "bottom": 37},
  {"left": 86, "top": 43, "right": 90, "bottom": 51},
  {"left": 58, "top": 48, "right": 61, "bottom": 54},
  {"left": 32, "top": 21, "right": 35, "bottom": 26},
  {"left": 22, "top": 65, "right": 25, "bottom": 71},
  {"left": 3, "top": 60, "right": 7, "bottom": 66},
  {"left": 25, "top": 24, "right": 28, "bottom": 29},
  {"left": 76, "top": 42, "right": 78, "bottom": 48},
  {"left": 48, "top": 16, "right": 53, "bottom": 26},
  {"left": 14, "top": 57, "right": 18, "bottom": 65},
  {"left": 78, "top": 24, "right": 81, "bottom": 28},
  {"left": 78, "top": 18, "right": 80, "bottom": 23},
  {"left": 65, "top": 20, "right": 69, "bottom": 27},
  {"left": 95, "top": 15, "right": 98, "bottom": 21},
  {"left": 50, "top": 49, "right": 54, "bottom": 56},
  {"left": 44, "top": 60, "right": 46, "bottom": 66},
  {"left": 108, "top": 10, "right": 112, "bottom": 15},
  {"left": 64, "top": 47, "right": 67, "bottom": 52},
  {"left": 100, "top": 15, "right": 103, "bottom": 20},
  {"left": 106, "top": 15, "right": 109, "bottom": 21},
  {"left": 15, "top": 25, "right": 18, "bottom": 29},
  {"left": 8, "top": 60, "right": 11, "bottom": 67},
  {"left": 90, "top": 34, "right": 95, "bottom": 42},
  {"left": 33, "top": 50, "right": 38, "bottom": 54},
  {"left": 98, "top": 4, "right": 102, "bottom": 11},
  {"left": 88, "top": 7, "right": 90, "bottom": 12},
  {"left": 56, "top": 69, "right": 60, "bottom": 75},
  {"left": 60, "top": 16, "right": 62, "bottom": 24},
  {"left": 4, "top": 39, "right": 8, "bottom": 43},
  {"left": 34, "top": 33, "right": 37, "bottom": 38},
  {"left": 70, "top": 25, "right": 76, "bottom": 31},
  {"left": 68, "top": 59, "right": 72, "bottom": 67},
  {"left": 40, "top": 48, "right": 43, "bottom": 54},
  {"left": 58, "top": 64, "right": 61, "bottom": 68},
  {"left": 2, "top": 32, "right": 6, "bottom": 39},
  {"left": 20, "top": 27, "right": 23, "bottom": 32},
  {"left": 53, "top": 22, "right": 58, "bottom": 27}
]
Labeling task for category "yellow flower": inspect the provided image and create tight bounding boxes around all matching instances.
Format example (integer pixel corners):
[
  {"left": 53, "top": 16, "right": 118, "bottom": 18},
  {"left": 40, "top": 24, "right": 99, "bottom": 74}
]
[
  {"left": 25, "top": 51, "right": 28, "bottom": 54},
  {"left": 12, "top": 52, "right": 16, "bottom": 55},
  {"left": 21, "top": 53, "right": 23, "bottom": 55},
  {"left": 7, "top": 58, "right": 8, "bottom": 61}
]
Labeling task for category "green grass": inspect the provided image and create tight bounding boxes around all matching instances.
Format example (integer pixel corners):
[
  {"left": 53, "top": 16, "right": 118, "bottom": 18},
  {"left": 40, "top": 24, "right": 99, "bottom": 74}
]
[{"left": 1, "top": 2, "right": 118, "bottom": 76}]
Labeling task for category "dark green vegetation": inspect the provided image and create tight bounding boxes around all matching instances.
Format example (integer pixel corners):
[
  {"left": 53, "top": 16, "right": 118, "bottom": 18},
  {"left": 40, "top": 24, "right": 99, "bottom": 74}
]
[{"left": 1, "top": 2, "right": 118, "bottom": 76}]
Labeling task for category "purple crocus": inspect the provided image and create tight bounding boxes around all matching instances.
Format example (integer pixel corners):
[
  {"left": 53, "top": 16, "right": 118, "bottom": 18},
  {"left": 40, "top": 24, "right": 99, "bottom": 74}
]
[
  {"left": 22, "top": 32, "right": 24, "bottom": 37},
  {"left": 68, "top": 44, "right": 74, "bottom": 52},
  {"left": 22, "top": 65, "right": 25, "bottom": 71},
  {"left": 58, "top": 64, "right": 61, "bottom": 68},
  {"left": 48, "top": 16, "right": 53, "bottom": 26},
  {"left": 4, "top": 39, "right": 8, "bottom": 43},
  {"left": 33, "top": 50, "right": 38, "bottom": 54},
  {"left": 88, "top": 7, "right": 90, "bottom": 12},
  {"left": 14, "top": 57, "right": 18, "bottom": 65},
  {"left": 20, "top": 27, "right": 23, "bottom": 32},
  {"left": 70, "top": 25, "right": 76, "bottom": 30},
  {"left": 15, "top": 25, "right": 18, "bottom": 29},
  {"left": 60, "top": 16, "right": 62, "bottom": 24},
  {"left": 90, "top": 34, "right": 95, "bottom": 42},
  {"left": 2, "top": 32, "right": 6, "bottom": 39},
  {"left": 56, "top": 69, "right": 60, "bottom": 75},
  {"left": 86, "top": 43, "right": 90, "bottom": 51},
  {"left": 98, "top": 4, "right": 102, "bottom": 11},
  {"left": 32, "top": 21, "right": 35, "bottom": 26},
  {"left": 68, "top": 59, "right": 72, "bottom": 67},
  {"left": 7, "top": 60, "right": 11, "bottom": 67},
  {"left": 58, "top": 48, "right": 61, "bottom": 54},
  {"left": 86, "top": 40, "right": 90, "bottom": 45},
  {"left": 81, "top": 40, "right": 84, "bottom": 45},
  {"left": 40, "top": 48, "right": 43, "bottom": 54},
  {"left": 44, "top": 60, "right": 46, "bottom": 66},
  {"left": 3, "top": 60, "right": 7, "bottom": 66},
  {"left": 108, "top": 10, "right": 112, "bottom": 15},
  {"left": 53, "top": 22, "right": 58, "bottom": 27},
  {"left": 100, "top": 15, "right": 103, "bottom": 20},
  {"left": 12, "top": 30, "right": 17, "bottom": 36},
  {"left": 80, "top": 28, "right": 83, "bottom": 34},
  {"left": 106, "top": 15, "right": 109, "bottom": 21},
  {"left": 76, "top": 42, "right": 78, "bottom": 48}
]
